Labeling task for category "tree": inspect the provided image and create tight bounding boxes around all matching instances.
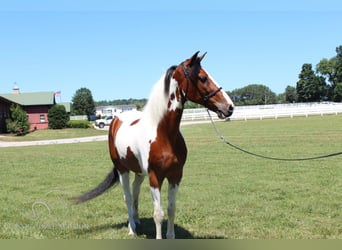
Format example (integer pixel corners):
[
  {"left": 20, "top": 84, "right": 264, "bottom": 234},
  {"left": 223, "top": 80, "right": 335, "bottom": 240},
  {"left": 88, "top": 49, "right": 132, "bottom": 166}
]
[
  {"left": 316, "top": 58, "right": 337, "bottom": 87},
  {"left": 230, "top": 84, "right": 277, "bottom": 105},
  {"left": 333, "top": 82, "right": 342, "bottom": 102},
  {"left": 48, "top": 104, "right": 69, "bottom": 129},
  {"left": 316, "top": 45, "right": 342, "bottom": 101},
  {"left": 71, "top": 87, "right": 95, "bottom": 117},
  {"left": 296, "top": 63, "right": 327, "bottom": 102},
  {"left": 284, "top": 85, "right": 297, "bottom": 103},
  {"left": 6, "top": 104, "right": 30, "bottom": 135},
  {"left": 276, "top": 92, "right": 286, "bottom": 104},
  {"left": 334, "top": 45, "right": 342, "bottom": 88}
]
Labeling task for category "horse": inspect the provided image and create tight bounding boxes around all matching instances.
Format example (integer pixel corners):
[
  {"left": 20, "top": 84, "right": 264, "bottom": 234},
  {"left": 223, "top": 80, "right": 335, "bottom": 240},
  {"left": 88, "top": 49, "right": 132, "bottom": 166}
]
[{"left": 75, "top": 51, "right": 234, "bottom": 239}]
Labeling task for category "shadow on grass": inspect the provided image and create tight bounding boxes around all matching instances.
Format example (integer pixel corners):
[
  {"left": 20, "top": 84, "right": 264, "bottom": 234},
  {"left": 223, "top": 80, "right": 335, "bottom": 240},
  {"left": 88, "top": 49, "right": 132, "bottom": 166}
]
[{"left": 76, "top": 217, "right": 225, "bottom": 239}]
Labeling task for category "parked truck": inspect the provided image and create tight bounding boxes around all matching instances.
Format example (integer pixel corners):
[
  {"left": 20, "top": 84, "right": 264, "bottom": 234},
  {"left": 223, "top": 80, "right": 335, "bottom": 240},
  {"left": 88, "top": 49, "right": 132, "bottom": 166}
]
[{"left": 94, "top": 115, "right": 113, "bottom": 128}]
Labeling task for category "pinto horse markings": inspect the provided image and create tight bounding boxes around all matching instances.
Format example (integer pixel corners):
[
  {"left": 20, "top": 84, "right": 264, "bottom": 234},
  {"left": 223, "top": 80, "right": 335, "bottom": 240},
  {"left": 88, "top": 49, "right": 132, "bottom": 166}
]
[{"left": 75, "top": 52, "right": 234, "bottom": 239}]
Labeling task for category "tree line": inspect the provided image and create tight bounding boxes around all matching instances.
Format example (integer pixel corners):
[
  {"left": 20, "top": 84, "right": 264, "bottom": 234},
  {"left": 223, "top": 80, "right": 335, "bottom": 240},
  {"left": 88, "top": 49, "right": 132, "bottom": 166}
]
[{"left": 230, "top": 45, "right": 342, "bottom": 105}]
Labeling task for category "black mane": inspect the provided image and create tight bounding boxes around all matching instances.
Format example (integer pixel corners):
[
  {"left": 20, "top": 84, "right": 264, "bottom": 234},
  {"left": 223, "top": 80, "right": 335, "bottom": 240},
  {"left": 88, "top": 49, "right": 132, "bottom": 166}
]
[{"left": 164, "top": 65, "right": 177, "bottom": 96}]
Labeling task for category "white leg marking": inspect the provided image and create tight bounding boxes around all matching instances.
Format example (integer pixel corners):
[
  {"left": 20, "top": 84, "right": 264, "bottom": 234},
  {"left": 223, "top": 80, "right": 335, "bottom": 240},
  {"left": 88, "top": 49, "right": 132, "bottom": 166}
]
[
  {"left": 166, "top": 184, "right": 179, "bottom": 239},
  {"left": 132, "top": 174, "right": 145, "bottom": 224},
  {"left": 119, "top": 172, "right": 136, "bottom": 236},
  {"left": 150, "top": 187, "right": 164, "bottom": 239}
]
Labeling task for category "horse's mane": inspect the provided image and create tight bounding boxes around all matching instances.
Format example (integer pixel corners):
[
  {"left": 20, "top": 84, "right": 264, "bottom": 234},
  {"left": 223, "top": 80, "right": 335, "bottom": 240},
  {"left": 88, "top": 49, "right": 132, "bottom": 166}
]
[
  {"left": 164, "top": 65, "right": 177, "bottom": 96},
  {"left": 142, "top": 65, "right": 178, "bottom": 126}
]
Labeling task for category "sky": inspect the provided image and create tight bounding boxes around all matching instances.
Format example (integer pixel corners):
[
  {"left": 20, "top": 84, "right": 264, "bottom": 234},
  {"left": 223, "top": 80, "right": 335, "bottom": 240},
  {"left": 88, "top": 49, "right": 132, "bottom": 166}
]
[{"left": 1, "top": 1, "right": 342, "bottom": 103}]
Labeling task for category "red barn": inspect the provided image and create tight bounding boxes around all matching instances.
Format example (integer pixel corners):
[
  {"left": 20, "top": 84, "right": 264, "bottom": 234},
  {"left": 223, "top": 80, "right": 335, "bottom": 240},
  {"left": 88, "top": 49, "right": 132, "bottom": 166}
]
[{"left": 0, "top": 87, "right": 56, "bottom": 133}]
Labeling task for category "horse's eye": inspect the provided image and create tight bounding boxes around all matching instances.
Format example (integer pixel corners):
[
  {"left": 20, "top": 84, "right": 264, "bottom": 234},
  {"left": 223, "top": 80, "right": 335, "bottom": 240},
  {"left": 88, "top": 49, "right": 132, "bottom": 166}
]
[{"left": 199, "top": 76, "right": 207, "bottom": 83}]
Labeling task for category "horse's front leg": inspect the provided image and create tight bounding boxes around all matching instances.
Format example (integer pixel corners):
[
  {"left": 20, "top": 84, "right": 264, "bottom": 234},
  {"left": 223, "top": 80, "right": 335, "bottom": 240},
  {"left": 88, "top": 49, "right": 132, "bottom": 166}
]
[
  {"left": 166, "top": 183, "right": 179, "bottom": 239},
  {"left": 150, "top": 185, "right": 164, "bottom": 239},
  {"left": 132, "top": 173, "right": 145, "bottom": 225},
  {"left": 119, "top": 172, "right": 136, "bottom": 236}
]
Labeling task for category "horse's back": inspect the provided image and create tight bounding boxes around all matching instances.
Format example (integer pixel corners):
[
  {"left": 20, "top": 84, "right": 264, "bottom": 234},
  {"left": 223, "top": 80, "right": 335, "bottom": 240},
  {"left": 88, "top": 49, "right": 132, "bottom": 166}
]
[{"left": 116, "top": 110, "right": 142, "bottom": 124}]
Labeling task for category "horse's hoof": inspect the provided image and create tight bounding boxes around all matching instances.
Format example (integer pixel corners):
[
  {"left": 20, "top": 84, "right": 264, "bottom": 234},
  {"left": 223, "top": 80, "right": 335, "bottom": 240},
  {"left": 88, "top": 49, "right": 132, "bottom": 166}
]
[
  {"left": 128, "top": 224, "right": 137, "bottom": 236},
  {"left": 128, "top": 229, "right": 137, "bottom": 237},
  {"left": 166, "top": 233, "right": 175, "bottom": 239}
]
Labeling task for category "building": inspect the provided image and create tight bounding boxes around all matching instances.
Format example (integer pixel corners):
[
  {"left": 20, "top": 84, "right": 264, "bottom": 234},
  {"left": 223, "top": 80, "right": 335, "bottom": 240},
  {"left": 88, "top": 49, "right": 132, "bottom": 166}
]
[
  {"left": 0, "top": 87, "right": 57, "bottom": 133},
  {"left": 95, "top": 104, "right": 137, "bottom": 117}
]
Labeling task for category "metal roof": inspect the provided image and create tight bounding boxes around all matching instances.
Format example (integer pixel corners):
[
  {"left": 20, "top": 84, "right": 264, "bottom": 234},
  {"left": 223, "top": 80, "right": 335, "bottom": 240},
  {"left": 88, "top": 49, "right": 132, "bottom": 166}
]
[{"left": 0, "top": 92, "right": 55, "bottom": 106}]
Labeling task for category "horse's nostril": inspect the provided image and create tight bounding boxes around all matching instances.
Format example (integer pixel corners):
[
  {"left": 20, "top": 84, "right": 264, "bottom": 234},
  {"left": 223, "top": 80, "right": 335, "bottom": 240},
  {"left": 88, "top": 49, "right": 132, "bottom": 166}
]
[{"left": 229, "top": 105, "right": 234, "bottom": 112}]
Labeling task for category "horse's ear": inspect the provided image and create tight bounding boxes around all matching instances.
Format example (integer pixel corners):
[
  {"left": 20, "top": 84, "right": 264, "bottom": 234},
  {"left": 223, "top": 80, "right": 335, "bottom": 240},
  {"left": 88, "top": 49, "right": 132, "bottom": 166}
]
[
  {"left": 189, "top": 51, "right": 200, "bottom": 66},
  {"left": 198, "top": 52, "right": 207, "bottom": 62}
]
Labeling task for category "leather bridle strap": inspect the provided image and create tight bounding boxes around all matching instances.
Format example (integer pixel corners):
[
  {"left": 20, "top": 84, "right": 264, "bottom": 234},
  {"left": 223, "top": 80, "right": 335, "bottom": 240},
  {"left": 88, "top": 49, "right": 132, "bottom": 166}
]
[
  {"left": 180, "top": 62, "right": 222, "bottom": 103},
  {"left": 203, "top": 86, "right": 222, "bottom": 102}
]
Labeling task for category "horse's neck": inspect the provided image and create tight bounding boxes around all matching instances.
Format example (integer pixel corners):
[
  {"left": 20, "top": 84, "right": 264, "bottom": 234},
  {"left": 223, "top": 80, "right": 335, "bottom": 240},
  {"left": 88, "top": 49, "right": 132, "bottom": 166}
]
[
  {"left": 159, "top": 107, "right": 184, "bottom": 135},
  {"left": 142, "top": 77, "right": 184, "bottom": 135}
]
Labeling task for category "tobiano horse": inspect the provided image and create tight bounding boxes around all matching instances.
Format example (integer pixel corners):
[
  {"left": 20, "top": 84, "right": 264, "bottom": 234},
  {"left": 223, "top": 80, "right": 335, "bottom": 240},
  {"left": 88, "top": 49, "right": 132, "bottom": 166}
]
[{"left": 75, "top": 52, "right": 234, "bottom": 239}]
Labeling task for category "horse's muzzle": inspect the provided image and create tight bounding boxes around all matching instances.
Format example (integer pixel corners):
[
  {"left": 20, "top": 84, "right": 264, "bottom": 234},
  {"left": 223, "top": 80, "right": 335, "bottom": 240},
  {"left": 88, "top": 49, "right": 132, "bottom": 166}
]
[
  {"left": 217, "top": 105, "right": 234, "bottom": 119},
  {"left": 227, "top": 105, "right": 234, "bottom": 117}
]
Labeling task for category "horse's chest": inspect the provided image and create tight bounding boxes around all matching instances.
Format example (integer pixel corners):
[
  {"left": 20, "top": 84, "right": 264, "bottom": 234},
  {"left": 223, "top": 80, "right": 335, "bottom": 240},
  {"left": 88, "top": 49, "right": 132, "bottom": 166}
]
[{"left": 148, "top": 133, "right": 187, "bottom": 170}]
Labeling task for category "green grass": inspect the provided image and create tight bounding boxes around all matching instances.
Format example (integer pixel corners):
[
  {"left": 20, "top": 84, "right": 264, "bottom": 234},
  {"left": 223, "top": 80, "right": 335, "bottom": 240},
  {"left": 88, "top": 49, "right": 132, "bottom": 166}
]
[
  {"left": 0, "top": 128, "right": 107, "bottom": 142},
  {"left": 0, "top": 115, "right": 341, "bottom": 239}
]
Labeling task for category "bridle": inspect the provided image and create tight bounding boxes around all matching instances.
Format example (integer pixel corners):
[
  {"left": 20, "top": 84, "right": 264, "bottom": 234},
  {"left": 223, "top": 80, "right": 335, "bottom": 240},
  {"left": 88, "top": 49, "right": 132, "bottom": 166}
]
[{"left": 180, "top": 62, "right": 222, "bottom": 104}]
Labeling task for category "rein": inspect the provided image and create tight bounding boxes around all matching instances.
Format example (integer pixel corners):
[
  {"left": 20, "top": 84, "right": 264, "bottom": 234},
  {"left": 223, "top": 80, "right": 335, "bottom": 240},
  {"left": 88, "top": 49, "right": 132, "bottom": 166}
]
[{"left": 206, "top": 109, "right": 342, "bottom": 161}]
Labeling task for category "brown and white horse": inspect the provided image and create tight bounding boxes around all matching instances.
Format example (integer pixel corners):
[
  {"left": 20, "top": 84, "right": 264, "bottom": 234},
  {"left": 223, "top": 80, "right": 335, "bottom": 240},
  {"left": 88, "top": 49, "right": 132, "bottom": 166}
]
[{"left": 75, "top": 52, "right": 234, "bottom": 239}]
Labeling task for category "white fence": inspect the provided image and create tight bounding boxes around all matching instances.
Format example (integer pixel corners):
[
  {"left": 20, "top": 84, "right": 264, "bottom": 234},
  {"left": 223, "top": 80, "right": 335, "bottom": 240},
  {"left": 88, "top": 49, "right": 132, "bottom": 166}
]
[
  {"left": 70, "top": 115, "right": 88, "bottom": 121},
  {"left": 182, "top": 102, "right": 342, "bottom": 122}
]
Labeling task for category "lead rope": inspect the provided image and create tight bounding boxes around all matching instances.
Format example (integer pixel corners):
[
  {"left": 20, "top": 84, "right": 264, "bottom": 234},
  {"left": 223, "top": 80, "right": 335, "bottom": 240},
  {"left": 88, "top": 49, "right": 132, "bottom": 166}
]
[{"left": 206, "top": 109, "right": 342, "bottom": 161}]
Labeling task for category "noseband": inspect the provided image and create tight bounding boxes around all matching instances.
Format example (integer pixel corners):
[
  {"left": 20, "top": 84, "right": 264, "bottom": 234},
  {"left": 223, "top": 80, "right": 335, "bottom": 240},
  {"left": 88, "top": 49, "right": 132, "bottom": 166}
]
[{"left": 181, "top": 63, "right": 222, "bottom": 103}]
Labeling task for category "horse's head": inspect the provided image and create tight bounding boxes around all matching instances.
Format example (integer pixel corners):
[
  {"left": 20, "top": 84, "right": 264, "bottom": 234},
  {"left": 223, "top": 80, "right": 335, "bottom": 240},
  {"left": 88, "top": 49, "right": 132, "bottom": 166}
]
[{"left": 176, "top": 51, "right": 234, "bottom": 119}]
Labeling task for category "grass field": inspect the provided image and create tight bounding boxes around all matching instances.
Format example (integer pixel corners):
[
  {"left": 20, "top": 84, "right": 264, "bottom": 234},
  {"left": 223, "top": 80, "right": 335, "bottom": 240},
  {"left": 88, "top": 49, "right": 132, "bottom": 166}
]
[{"left": 1, "top": 115, "right": 341, "bottom": 239}]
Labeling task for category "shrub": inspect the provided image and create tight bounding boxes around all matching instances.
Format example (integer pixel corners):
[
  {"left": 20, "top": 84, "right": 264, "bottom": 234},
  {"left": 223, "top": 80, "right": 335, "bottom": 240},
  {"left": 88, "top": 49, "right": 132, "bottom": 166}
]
[
  {"left": 66, "top": 120, "right": 91, "bottom": 129},
  {"left": 6, "top": 104, "right": 30, "bottom": 135},
  {"left": 48, "top": 105, "right": 69, "bottom": 129}
]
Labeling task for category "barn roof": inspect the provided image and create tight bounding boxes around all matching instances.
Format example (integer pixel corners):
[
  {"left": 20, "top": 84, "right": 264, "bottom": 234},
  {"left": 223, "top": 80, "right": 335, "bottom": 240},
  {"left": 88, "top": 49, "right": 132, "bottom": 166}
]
[{"left": 0, "top": 92, "right": 55, "bottom": 106}]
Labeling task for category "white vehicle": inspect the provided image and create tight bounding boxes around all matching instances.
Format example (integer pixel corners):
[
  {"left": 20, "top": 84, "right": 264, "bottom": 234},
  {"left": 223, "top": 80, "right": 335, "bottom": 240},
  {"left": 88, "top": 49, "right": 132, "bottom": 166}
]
[{"left": 95, "top": 116, "right": 113, "bottom": 128}]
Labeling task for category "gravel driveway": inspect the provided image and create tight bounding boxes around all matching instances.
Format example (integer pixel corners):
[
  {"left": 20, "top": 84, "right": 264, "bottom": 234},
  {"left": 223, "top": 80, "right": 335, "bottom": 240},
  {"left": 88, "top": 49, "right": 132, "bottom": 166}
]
[{"left": 0, "top": 135, "right": 107, "bottom": 148}]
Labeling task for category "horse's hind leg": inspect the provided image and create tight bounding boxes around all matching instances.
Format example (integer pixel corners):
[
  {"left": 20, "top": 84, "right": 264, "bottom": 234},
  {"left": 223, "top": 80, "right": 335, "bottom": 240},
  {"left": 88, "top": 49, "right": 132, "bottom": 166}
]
[
  {"left": 132, "top": 173, "right": 145, "bottom": 224},
  {"left": 119, "top": 172, "right": 137, "bottom": 236}
]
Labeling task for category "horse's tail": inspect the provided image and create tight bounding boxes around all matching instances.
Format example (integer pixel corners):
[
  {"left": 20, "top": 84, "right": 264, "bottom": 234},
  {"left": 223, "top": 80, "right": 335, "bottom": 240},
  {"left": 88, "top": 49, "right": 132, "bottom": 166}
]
[{"left": 74, "top": 168, "right": 119, "bottom": 204}]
